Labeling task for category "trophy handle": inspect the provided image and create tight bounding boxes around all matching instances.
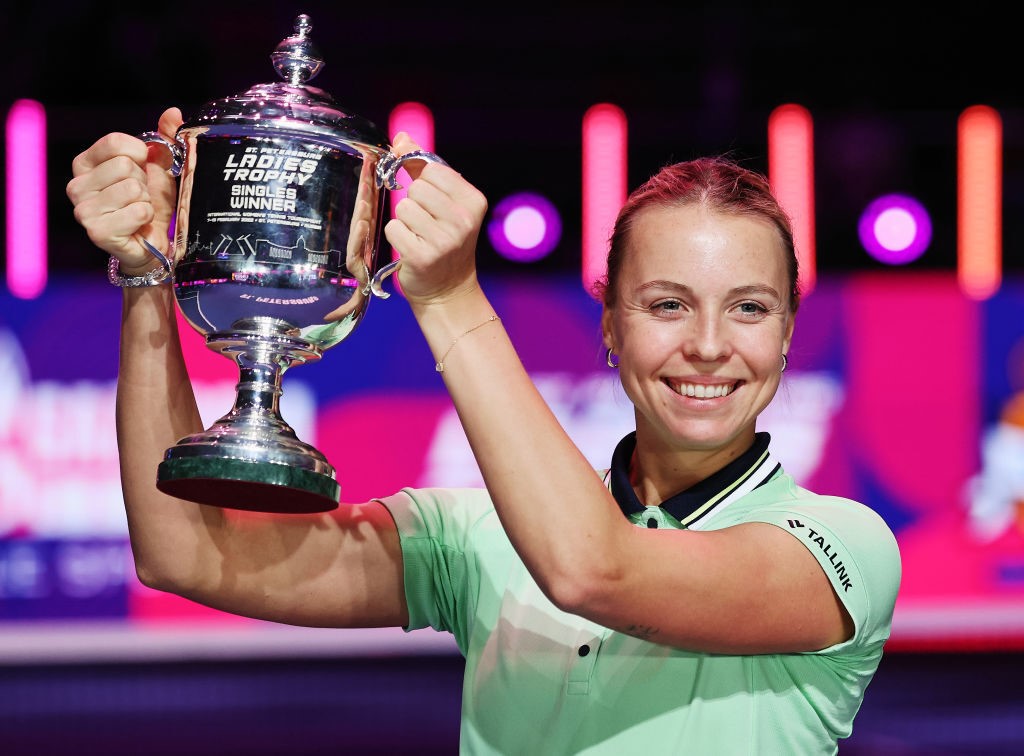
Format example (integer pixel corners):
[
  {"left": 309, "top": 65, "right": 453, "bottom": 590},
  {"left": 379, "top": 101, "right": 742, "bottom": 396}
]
[
  {"left": 368, "top": 259, "right": 400, "bottom": 299},
  {"left": 131, "top": 131, "right": 187, "bottom": 273},
  {"left": 370, "top": 149, "right": 450, "bottom": 299},
  {"left": 139, "top": 131, "right": 186, "bottom": 178},
  {"left": 375, "top": 148, "right": 448, "bottom": 191}
]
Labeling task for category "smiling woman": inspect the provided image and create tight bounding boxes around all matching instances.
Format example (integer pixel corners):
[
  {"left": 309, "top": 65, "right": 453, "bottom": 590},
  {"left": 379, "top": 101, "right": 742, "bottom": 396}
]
[{"left": 66, "top": 104, "right": 900, "bottom": 754}]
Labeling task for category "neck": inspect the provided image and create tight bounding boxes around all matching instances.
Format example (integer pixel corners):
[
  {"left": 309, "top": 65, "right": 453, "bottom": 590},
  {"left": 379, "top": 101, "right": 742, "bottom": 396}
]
[{"left": 629, "top": 430, "right": 757, "bottom": 506}]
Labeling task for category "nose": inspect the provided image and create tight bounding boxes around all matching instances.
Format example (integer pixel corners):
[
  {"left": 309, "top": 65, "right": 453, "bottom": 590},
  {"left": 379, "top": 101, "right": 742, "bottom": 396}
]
[{"left": 683, "top": 310, "right": 730, "bottom": 363}]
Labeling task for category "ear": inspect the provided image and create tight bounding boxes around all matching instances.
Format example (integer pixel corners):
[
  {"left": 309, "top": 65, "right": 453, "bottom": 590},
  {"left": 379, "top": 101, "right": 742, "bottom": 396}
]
[
  {"left": 782, "top": 313, "right": 795, "bottom": 356},
  {"left": 600, "top": 307, "right": 615, "bottom": 351}
]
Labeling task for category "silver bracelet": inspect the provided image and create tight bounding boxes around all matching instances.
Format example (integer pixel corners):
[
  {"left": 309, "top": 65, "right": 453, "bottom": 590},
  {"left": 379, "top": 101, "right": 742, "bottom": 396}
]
[{"left": 107, "top": 255, "right": 171, "bottom": 287}]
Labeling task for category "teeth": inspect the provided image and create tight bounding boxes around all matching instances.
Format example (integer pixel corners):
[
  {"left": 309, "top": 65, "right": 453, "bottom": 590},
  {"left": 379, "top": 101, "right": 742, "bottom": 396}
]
[{"left": 674, "top": 382, "right": 735, "bottom": 398}]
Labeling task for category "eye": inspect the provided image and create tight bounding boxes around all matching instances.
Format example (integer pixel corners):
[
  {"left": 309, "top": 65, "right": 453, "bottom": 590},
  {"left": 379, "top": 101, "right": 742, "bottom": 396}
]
[
  {"left": 736, "top": 301, "right": 769, "bottom": 317},
  {"left": 651, "top": 299, "right": 683, "bottom": 314}
]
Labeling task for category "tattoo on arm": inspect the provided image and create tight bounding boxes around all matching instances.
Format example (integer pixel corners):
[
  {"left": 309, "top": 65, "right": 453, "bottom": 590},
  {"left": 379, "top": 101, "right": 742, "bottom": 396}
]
[{"left": 624, "top": 624, "right": 659, "bottom": 641}]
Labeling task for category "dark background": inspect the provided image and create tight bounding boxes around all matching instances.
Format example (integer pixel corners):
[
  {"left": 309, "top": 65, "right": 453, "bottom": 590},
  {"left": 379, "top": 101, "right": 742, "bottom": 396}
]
[
  {"left": 2, "top": 650, "right": 1024, "bottom": 754},
  {"left": 2, "top": 0, "right": 1021, "bottom": 278},
  {"left": 3, "top": 2, "right": 1024, "bottom": 754}
]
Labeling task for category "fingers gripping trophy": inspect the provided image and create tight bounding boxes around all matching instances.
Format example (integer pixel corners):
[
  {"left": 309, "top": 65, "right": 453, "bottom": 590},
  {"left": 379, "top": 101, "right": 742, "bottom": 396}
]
[{"left": 137, "top": 14, "right": 445, "bottom": 514}]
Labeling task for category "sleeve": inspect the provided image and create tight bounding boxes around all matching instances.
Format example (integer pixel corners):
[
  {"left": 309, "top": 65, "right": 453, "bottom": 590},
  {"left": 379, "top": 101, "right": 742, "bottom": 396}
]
[
  {"left": 749, "top": 497, "right": 902, "bottom": 649},
  {"left": 376, "top": 486, "right": 495, "bottom": 653}
]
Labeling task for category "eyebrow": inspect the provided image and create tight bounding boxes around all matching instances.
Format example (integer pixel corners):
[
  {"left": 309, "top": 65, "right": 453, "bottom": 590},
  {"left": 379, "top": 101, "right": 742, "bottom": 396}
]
[{"left": 637, "top": 281, "right": 782, "bottom": 300}]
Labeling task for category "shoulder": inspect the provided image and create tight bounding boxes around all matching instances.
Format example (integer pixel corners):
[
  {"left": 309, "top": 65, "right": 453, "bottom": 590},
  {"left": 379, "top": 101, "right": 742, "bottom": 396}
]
[
  {"left": 738, "top": 480, "right": 900, "bottom": 567},
  {"left": 789, "top": 490, "right": 901, "bottom": 564},
  {"left": 728, "top": 478, "right": 902, "bottom": 645},
  {"left": 728, "top": 475, "right": 896, "bottom": 540}
]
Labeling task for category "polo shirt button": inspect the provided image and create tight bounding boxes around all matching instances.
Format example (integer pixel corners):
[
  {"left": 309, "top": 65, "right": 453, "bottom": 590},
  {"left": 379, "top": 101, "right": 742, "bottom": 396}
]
[
  {"left": 647, "top": 518, "right": 658, "bottom": 528},
  {"left": 578, "top": 644, "right": 590, "bottom": 657}
]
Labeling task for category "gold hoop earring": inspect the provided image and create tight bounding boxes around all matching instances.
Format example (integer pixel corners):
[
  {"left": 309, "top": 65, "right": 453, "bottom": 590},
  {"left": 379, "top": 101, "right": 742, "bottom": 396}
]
[
  {"left": 781, "top": 354, "right": 788, "bottom": 373},
  {"left": 606, "top": 348, "right": 619, "bottom": 369}
]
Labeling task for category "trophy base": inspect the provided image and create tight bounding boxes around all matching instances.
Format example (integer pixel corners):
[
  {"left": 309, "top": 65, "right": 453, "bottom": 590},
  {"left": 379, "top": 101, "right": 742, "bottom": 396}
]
[{"left": 157, "top": 456, "right": 340, "bottom": 514}]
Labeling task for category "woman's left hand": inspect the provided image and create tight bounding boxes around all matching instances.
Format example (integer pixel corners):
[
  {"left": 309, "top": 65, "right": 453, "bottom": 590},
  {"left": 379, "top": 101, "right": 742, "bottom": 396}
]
[{"left": 383, "top": 132, "right": 489, "bottom": 308}]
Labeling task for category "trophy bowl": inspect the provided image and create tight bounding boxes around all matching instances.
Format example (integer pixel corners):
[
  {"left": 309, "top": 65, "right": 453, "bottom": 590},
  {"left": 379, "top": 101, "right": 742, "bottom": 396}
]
[{"left": 140, "top": 14, "right": 444, "bottom": 514}]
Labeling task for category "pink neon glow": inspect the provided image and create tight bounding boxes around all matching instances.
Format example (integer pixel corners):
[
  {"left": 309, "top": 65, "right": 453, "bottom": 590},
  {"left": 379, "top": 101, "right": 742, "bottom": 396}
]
[
  {"left": 386, "top": 103, "right": 436, "bottom": 299},
  {"left": 5, "top": 100, "right": 47, "bottom": 298},
  {"left": 957, "top": 105, "right": 1002, "bottom": 300},
  {"left": 857, "top": 194, "right": 932, "bottom": 265},
  {"left": 875, "top": 209, "right": 916, "bottom": 250},
  {"left": 582, "top": 104, "right": 627, "bottom": 298},
  {"left": 767, "top": 104, "right": 816, "bottom": 295},
  {"left": 487, "top": 191, "right": 562, "bottom": 262},
  {"left": 388, "top": 102, "right": 436, "bottom": 231},
  {"left": 505, "top": 207, "right": 546, "bottom": 248}
]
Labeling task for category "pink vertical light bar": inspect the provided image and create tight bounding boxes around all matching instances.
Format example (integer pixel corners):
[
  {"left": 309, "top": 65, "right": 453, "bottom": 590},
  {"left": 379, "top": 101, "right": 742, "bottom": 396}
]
[
  {"left": 767, "top": 103, "right": 815, "bottom": 296},
  {"left": 387, "top": 103, "right": 436, "bottom": 298},
  {"left": 957, "top": 104, "right": 1002, "bottom": 300},
  {"left": 6, "top": 99, "right": 47, "bottom": 298},
  {"left": 582, "top": 103, "right": 627, "bottom": 297},
  {"left": 388, "top": 102, "right": 436, "bottom": 244}
]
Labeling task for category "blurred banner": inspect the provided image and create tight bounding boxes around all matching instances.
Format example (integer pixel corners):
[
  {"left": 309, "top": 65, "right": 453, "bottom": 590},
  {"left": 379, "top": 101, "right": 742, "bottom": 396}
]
[{"left": 2, "top": 271, "right": 1023, "bottom": 657}]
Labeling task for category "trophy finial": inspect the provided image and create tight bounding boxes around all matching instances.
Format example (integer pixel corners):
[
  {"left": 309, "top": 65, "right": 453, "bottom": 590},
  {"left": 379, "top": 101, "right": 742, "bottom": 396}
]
[{"left": 271, "top": 13, "right": 324, "bottom": 85}]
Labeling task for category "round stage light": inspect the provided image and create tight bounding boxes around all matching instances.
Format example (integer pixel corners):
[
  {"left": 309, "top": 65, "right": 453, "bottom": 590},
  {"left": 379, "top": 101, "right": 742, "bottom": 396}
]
[
  {"left": 857, "top": 193, "right": 932, "bottom": 265},
  {"left": 487, "top": 192, "right": 562, "bottom": 263}
]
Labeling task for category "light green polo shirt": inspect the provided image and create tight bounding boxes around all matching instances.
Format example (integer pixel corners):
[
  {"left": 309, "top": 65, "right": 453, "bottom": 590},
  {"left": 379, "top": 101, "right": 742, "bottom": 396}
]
[{"left": 380, "top": 465, "right": 901, "bottom": 755}]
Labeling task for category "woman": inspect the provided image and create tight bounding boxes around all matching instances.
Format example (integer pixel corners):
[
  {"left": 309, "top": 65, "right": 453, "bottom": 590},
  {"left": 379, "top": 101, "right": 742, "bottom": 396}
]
[{"left": 66, "top": 106, "right": 901, "bottom": 754}]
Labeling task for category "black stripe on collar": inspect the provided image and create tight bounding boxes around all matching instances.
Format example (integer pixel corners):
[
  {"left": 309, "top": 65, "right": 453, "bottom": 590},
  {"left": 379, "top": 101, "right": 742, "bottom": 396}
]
[{"left": 609, "top": 431, "right": 774, "bottom": 523}]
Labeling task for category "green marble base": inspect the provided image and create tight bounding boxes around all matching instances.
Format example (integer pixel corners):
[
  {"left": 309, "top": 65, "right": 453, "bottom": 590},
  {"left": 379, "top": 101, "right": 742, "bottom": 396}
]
[{"left": 157, "top": 456, "right": 340, "bottom": 513}]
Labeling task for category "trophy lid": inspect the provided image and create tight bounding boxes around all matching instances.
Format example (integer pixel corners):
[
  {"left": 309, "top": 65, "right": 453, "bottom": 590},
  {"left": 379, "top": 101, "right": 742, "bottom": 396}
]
[{"left": 182, "top": 14, "right": 389, "bottom": 152}]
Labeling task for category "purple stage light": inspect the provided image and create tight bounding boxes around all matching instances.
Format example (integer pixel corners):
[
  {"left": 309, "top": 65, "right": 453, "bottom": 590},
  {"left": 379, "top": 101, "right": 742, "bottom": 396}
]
[
  {"left": 857, "top": 193, "right": 932, "bottom": 265},
  {"left": 487, "top": 192, "right": 562, "bottom": 263}
]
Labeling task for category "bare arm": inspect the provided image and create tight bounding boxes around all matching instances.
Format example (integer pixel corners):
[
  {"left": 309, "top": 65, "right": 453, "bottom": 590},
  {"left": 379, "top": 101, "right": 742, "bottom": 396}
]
[
  {"left": 386, "top": 152, "right": 851, "bottom": 654},
  {"left": 68, "top": 108, "right": 408, "bottom": 629}
]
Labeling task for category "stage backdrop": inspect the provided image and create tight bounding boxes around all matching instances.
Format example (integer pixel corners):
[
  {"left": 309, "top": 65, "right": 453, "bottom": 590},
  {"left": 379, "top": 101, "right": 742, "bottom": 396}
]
[{"left": 2, "top": 270, "right": 1022, "bottom": 660}]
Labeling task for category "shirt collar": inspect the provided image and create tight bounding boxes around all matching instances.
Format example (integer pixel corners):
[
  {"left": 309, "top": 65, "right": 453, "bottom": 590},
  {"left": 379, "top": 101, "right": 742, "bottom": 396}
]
[{"left": 608, "top": 431, "right": 781, "bottom": 528}]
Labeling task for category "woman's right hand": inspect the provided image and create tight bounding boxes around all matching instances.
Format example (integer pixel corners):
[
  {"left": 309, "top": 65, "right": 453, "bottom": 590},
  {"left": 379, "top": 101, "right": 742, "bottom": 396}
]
[
  {"left": 383, "top": 131, "right": 489, "bottom": 309},
  {"left": 66, "top": 107, "right": 183, "bottom": 274}
]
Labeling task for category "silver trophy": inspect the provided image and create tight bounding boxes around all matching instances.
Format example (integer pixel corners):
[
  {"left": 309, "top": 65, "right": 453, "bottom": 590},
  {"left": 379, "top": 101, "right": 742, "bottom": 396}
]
[{"left": 139, "top": 14, "right": 444, "bottom": 513}]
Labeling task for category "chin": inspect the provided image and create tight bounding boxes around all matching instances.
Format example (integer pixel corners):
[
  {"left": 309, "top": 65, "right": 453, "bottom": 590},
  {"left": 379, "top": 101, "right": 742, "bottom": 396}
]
[{"left": 664, "top": 421, "right": 753, "bottom": 452}]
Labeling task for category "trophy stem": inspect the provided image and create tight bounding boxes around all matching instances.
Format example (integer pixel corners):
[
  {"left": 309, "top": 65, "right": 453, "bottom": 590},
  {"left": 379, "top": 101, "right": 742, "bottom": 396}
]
[
  {"left": 229, "top": 358, "right": 296, "bottom": 437},
  {"left": 156, "top": 328, "right": 341, "bottom": 514}
]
